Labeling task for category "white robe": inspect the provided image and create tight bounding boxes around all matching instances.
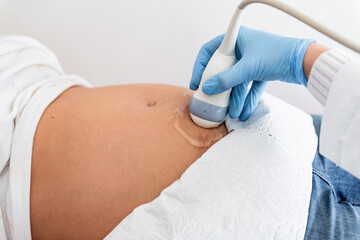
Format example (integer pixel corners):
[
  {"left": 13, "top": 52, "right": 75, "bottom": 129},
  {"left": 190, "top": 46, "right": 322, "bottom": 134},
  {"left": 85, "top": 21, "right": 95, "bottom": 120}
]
[{"left": 308, "top": 49, "right": 360, "bottom": 179}]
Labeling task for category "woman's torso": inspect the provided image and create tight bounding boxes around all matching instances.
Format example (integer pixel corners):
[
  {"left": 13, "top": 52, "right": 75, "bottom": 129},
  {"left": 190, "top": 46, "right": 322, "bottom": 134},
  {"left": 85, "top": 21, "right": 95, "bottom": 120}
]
[{"left": 30, "top": 84, "right": 227, "bottom": 239}]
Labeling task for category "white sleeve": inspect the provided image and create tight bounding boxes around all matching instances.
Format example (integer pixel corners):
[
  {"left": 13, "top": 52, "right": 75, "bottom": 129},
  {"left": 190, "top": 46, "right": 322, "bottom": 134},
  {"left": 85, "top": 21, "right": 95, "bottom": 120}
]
[{"left": 308, "top": 49, "right": 360, "bottom": 179}]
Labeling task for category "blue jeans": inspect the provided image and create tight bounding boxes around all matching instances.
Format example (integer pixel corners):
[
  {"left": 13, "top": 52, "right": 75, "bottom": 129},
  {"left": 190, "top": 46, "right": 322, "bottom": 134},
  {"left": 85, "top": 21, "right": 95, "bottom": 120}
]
[{"left": 304, "top": 115, "right": 360, "bottom": 239}]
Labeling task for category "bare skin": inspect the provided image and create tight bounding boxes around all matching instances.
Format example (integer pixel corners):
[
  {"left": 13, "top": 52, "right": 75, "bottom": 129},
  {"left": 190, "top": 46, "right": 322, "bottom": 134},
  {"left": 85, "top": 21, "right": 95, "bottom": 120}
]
[
  {"left": 303, "top": 43, "right": 330, "bottom": 80},
  {"left": 30, "top": 84, "right": 228, "bottom": 240}
]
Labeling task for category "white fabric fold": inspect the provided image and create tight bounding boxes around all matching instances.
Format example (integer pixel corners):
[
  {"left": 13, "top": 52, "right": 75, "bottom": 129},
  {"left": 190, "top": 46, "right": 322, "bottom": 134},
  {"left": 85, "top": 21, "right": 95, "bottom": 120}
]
[
  {"left": 0, "top": 35, "right": 91, "bottom": 240},
  {"left": 105, "top": 93, "right": 317, "bottom": 240}
]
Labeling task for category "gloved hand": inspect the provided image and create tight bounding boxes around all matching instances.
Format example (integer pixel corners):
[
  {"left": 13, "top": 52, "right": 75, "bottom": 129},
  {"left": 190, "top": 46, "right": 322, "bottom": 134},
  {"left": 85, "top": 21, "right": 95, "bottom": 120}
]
[{"left": 189, "top": 26, "right": 315, "bottom": 121}]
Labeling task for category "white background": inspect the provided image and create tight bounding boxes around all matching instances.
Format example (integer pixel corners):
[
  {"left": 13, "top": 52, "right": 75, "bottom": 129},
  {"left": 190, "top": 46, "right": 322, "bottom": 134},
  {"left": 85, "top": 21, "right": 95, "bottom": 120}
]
[{"left": 0, "top": 0, "right": 359, "bottom": 114}]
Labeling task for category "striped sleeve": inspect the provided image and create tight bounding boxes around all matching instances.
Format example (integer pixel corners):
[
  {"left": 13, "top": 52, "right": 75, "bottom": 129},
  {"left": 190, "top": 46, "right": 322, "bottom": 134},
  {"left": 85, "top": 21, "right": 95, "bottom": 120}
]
[{"left": 308, "top": 49, "right": 353, "bottom": 105}]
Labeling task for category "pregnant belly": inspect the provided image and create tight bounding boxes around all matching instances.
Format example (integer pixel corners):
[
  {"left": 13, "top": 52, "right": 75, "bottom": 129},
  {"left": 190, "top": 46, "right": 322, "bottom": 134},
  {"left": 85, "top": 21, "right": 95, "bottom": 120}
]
[{"left": 30, "top": 84, "right": 228, "bottom": 239}]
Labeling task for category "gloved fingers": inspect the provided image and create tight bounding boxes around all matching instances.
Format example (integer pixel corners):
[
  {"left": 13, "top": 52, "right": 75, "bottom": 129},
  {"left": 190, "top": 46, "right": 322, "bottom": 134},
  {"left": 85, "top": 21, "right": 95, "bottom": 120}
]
[
  {"left": 203, "top": 34, "right": 225, "bottom": 54},
  {"left": 228, "top": 82, "right": 249, "bottom": 119},
  {"left": 190, "top": 34, "right": 225, "bottom": 90},
  {"left": 202, "top": 57, "right": 252, "bottom": 95},
  {"left": 239, "top": 81, "right": 268, "bottom": 121}
]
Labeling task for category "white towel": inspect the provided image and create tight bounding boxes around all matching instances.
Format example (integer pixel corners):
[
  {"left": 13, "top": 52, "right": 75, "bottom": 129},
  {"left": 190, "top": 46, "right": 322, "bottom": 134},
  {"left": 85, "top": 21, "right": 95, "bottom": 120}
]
[{"left": 105, "top": 93, "right": 317, "bottom": 240}]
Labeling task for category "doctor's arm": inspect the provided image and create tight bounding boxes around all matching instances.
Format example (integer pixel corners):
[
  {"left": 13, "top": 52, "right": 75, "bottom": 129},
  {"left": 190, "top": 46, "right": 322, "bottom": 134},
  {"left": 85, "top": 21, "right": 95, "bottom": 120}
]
[
  {"left": 303, "top": 43, "right": 329, "bottom": 80},
  {"left": 190, "top": 27, "right": 360, "bottom": 179},
  {"left": 306, "top": 45, "right": 360, "bottom": 179}
]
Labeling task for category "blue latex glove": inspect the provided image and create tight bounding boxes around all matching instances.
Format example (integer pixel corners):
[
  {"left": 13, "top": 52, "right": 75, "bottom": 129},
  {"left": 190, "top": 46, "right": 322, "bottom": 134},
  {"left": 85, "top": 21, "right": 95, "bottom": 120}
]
[{"left": 190, "top": 26, "right": 315, "bottom": 121}]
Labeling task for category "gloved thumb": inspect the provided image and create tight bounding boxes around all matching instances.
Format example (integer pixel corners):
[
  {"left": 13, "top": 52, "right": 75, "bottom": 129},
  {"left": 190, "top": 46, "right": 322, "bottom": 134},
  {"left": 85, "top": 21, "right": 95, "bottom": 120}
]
[{"left": 202, "top": 58, "right": 254, "bottom": 95}]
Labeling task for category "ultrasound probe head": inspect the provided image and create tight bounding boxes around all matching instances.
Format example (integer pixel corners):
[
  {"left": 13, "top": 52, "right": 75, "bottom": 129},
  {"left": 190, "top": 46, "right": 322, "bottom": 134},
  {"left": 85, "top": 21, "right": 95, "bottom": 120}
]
[{"left": 189, "top": 8, "right": 244, "bottom": 128}]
